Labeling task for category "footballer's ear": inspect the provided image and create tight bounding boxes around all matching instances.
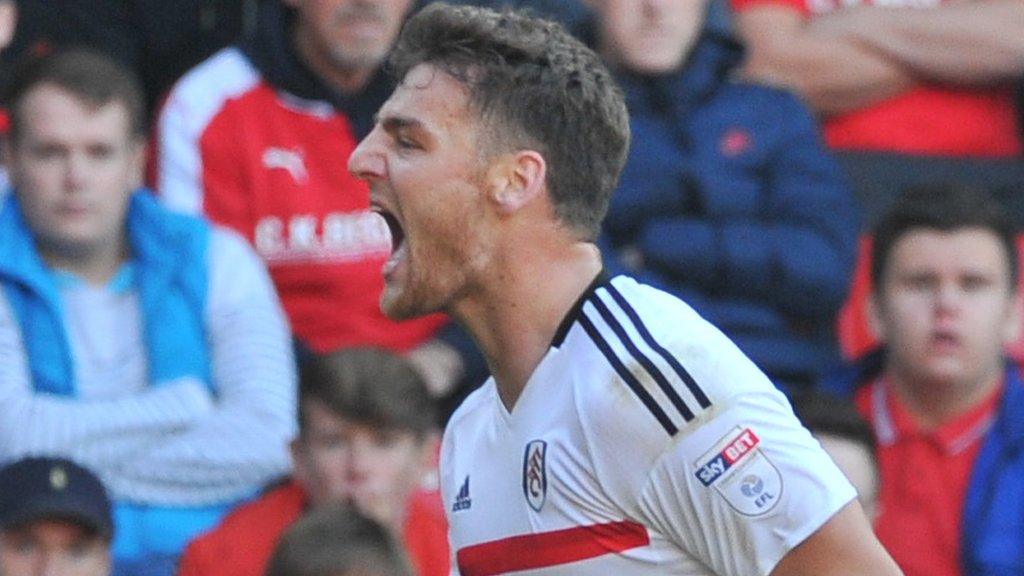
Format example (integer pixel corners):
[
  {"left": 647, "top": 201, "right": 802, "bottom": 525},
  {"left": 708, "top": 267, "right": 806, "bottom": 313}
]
[{"left": 487, "top": 150, "right": 547, "bottom": 215}]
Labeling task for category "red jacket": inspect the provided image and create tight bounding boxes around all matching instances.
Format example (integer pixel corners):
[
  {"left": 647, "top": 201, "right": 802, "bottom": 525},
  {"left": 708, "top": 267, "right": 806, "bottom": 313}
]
[
  {"left": 153, "top": 0, "right": 444, "bottom": 352},
  {"left": 177, "top": 481, "right": 449, "bottom": 576}
]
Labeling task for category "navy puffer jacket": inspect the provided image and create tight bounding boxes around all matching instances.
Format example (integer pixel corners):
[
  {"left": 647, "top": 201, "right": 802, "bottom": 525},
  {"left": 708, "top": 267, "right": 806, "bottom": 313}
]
[{"left": 601, "top": 0, "right": 859, "bottom": 392}]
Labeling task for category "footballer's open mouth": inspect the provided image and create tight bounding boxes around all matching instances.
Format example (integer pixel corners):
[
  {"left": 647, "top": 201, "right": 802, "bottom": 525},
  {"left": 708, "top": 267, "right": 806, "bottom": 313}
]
[
  {"left": 378, "top": 209, "right": 405, "bottom": 254},
  {"left": 372, "top": 204, "right": 408, "bottom": 279}
]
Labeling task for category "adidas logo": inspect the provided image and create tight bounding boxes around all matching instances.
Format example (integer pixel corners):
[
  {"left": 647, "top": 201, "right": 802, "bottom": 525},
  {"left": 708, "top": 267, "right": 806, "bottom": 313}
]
[{"left": 452, "top": 475, "right": 471, "bottom": 512}]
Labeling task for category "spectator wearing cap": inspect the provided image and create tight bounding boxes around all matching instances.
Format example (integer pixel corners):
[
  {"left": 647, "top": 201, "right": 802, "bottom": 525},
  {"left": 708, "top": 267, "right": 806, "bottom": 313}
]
[{"left": 0, "top": 456, "right": 113, "bottom": 576}]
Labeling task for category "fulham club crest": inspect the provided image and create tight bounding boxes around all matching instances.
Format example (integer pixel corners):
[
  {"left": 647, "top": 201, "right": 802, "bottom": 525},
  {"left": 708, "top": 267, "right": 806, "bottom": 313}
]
[{"left": 522, "top": 440, "right": 548, "bottom": 512}]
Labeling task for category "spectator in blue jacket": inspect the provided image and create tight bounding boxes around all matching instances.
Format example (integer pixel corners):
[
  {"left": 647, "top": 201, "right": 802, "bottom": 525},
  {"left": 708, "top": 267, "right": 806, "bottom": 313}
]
[
  {"left": 591, "top": 0, "right": 858, "bottom": 392},
  {"left": 821, "top": 184, "right": 1024, "bottom": 576},
  {"left": 0, "top": 50, "right": 295, "bottom": 575}
]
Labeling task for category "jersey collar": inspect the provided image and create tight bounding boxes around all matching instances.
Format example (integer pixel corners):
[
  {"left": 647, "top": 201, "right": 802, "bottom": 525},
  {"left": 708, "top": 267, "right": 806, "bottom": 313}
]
[
  {"left": 550, "top": 269, "right": 611, "bottom": 349},
  {"left": 869, "top": 377, "right": 1002, "bottom": 456}
]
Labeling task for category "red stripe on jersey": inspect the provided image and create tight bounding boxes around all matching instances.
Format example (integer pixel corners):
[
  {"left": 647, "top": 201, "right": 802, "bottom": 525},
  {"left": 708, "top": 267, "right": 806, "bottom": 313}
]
[{"left": 456, "top": 520, "right": 649, "bottom": 576}]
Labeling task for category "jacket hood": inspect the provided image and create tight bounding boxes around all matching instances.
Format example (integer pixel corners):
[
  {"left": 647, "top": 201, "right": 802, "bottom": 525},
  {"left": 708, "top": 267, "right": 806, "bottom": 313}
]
[
  {"left": 690, "top": 0, "right": 746, "bottom": 75},
  {"left": 239, "top": 0, "right": 401, "bottom": 138}
]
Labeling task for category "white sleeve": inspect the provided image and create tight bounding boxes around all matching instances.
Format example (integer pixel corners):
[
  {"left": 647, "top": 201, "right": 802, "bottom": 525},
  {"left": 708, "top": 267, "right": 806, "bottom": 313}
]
[
  {"left": 111, "top": 228, "right": 296, "bottom": 502},
  {"left": 153, "top": 48, "right": 260, "bottom": 216},
  {"left": 0, "top": 291, "right": 214, "bottom": 468},
  {"left": 635, "top": 389, "right": 857, "bottom": 576},
  {"left": 154, "top": 86, "right": 205, "bottom": 215}
]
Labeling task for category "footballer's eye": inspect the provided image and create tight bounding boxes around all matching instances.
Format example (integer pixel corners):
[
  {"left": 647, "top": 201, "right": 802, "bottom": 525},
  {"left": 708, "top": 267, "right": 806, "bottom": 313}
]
[
  {"left": 395, "top": 136, "right": 420, "bottom": 150},
  {"left": 390, "top": 128, "right": 419, "bottom": 150}
]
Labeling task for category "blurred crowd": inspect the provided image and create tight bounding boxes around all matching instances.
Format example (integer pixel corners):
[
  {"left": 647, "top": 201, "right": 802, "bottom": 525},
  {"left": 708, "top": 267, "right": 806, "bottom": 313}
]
[{"left": 0, "top": 0, "right": 1021, "bottom": 575}]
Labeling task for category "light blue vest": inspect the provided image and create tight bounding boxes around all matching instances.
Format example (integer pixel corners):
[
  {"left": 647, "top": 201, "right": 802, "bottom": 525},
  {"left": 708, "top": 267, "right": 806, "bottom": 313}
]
[
  {"left": 0, "top": 190, "right": 240, "bottom": 569},
  {"left": 0, "top": 190, "right": 211, "bottom": 394}
]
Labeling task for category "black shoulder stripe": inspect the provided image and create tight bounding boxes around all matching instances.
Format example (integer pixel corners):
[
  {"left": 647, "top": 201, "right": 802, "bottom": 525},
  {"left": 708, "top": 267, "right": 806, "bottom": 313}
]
[
  {"left": 588, "top": 294, "right": 696, "bottom": 422},
  {"left": 605, "top": 284, "right": 712, "bottom": 409},
  {"left": 551, "top": 270, "right": 610, "bottom": 348},
  {"left": 579, "top": 313, "right": 678, "bottom": 436}
]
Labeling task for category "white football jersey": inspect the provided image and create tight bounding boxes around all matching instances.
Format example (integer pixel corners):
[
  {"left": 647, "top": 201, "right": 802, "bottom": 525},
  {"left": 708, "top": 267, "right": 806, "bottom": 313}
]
[{"left": 441, "top": 275, "right": 856, "bottom": 575}]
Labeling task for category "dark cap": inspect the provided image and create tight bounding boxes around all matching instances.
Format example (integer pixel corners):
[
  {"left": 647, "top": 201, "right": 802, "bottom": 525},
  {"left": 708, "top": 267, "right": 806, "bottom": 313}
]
[{"left": 0, "top": 457, "right": 114, "bottom": 538}]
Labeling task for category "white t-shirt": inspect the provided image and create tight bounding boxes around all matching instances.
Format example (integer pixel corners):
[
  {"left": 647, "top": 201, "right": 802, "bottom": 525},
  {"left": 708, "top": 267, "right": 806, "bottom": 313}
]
[
  {"left": 0, "top": 227, "right": 296, "bottom": 506},
  {"left": 441, "top": 275, "right": 855, "bottom": 575}
]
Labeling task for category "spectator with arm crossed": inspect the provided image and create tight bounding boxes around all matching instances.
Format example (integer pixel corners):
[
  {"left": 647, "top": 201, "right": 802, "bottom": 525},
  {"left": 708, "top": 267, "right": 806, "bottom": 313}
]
[
  {"left": 0, "top": 49, "right": 296, "bottom": 575},
  {"left": 732, "top": 0, "right": 1024, "bottom": 157},
  {"left": 731, "top": 0, "right": 1024, "bottom": 229}
]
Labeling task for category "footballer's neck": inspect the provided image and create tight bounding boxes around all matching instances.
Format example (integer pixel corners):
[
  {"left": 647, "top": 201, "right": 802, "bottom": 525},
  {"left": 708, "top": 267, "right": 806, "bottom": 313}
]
[{"left": 454, "top": 238, "right": 602, "bottom": 412}]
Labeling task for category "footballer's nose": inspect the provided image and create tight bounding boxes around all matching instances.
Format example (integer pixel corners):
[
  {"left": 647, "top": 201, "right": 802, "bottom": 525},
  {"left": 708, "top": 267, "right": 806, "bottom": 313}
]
[{"left": 348, "top": 128, "right": 386, "bottom": 182}]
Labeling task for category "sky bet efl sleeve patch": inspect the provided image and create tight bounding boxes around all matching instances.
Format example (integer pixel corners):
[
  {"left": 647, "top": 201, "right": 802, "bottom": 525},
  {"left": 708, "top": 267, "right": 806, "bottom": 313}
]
[{"left": 694, "top": 427, "right": 782, "bottom": 516}]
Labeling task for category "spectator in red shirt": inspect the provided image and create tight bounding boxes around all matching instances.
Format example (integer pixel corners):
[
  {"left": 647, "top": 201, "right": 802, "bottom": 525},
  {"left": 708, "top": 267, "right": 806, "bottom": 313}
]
[
  {"left": 731, "top": 0, "right": 1024, "bottom": 229},
  {"left": 821, "top": 184, "right": 1024, "bottom": 575},
  {"left": 731, "top": 0, "right": 1024, "bottom": 158},
  {"left": 152, "top": 0, "right": 474, "bottom": 400},
  {"left": 178, "top": 348, "right": 448, "bottom": 576}
]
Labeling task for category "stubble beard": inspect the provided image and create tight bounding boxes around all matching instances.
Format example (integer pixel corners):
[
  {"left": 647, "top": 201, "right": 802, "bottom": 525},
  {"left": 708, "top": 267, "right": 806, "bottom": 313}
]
[
  {"left": 380, "top": 222, "right": 488, "bottom": 322},
  {"left": 380, "top": 262, "right": 464, "bottom": 321}
]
